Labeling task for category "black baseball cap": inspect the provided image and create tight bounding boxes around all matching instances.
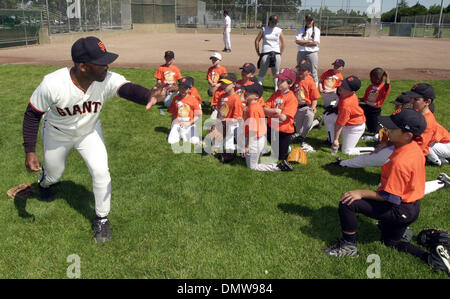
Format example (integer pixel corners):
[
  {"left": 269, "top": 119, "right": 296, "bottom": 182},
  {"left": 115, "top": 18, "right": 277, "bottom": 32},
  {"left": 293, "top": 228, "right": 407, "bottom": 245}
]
[
  {"left": 378, "top": 108, "right": 427, "bottom": 137},
  {"left": 296, "top": 59, "right": 311, "bottom": 72},
  {"left": 391, "top": 94, "right": 412, "bottom": 105},
  {"left": 268, "top": 15, "right": 279, "bottom": 23},
  {"left": 403, "top": 83, "right": 435, "bottom": 100},
  {"left": 178, "top": 77, "right": 194, "bottom": 88},
  {"left": 243, "top": 83, "right": 264, "bottom": 98},
  {"left": 71, "top": 36, "right": 118, "bottom": 65},
  {"left": 219, "top": 73, "right": 238, "bottom": 84},
  {"left": 340, "top": 75, "right": 361, "bottom": 92},
  {"left": 305, "top": 13, "right": 314, "bottom": 21},
  {"left": 332, "top": 59, "right": 345, "bottom": 67},
  {"left": 240, "top": 63, "right": 256, "bottom": 74},
  {"left": 164, "top": 50, "right": 175, "bottom": 59}
]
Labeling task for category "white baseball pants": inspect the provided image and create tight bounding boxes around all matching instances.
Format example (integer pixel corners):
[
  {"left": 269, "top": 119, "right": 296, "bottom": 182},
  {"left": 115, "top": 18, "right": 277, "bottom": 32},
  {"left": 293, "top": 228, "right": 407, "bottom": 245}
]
[
  {"left": 340, "top": 145, "right": 394, "bottom": 168},
  {"left": 427, "top": 142, "right": 450, "bottom": 166},
  {"left": 223, "top": 30, "right": 231, "bottom": 50},
  {"left": 41, "top": 119, "right": 111, "bottom": 218},
  {"left": 168, "top": 123, "right": 199, "bottom": 144},
  {"left": 245, "top": 135, "right": 280, "bottom": 171}
]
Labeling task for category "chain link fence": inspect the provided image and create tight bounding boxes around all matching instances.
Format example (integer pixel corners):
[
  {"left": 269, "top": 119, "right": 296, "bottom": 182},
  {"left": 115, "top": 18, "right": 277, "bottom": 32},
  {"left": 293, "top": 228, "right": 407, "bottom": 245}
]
[
  {"left": 0, "top": 8, "right": 42, "bottom": 47},
  {"left": 131, "top": 0, "right": 175, "bottom": 24}
]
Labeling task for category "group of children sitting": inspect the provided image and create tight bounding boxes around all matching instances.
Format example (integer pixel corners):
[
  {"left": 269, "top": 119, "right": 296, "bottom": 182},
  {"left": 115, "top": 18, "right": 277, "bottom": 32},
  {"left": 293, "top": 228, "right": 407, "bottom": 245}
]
[
  {"left": 147, "top": 50, "right": 450, "bottom": 275},
  {"left": 148, "top": 50, "right": 449, "bottom": 173}
]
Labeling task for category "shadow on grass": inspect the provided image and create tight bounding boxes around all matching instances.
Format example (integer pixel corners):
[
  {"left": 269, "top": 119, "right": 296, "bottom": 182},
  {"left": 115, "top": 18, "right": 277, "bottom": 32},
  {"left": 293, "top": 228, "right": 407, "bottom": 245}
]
[
  {"left": 155, "top": 126, "right": 171, "bottom": 135},
  {"left": 321, "top": 163, "right": 380, "bottom": 186},
  {"left": 13, "top": 181, "right": 95, "bottom": 222},
  {"left": 278, "top": 203, "right": 379, "bottom": 245}
]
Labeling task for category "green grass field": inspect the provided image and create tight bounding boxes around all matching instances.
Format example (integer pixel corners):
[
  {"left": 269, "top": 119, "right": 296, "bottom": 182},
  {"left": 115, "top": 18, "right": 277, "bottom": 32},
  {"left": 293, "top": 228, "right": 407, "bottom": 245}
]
[{"left": 0, "top": 64, "right": 448, "bottom": 279}]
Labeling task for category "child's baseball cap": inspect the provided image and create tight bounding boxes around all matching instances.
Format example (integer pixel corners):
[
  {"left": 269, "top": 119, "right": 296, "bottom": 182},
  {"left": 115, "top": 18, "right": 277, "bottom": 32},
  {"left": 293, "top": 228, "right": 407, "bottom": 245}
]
[
  {"left": 219, "top": 73, "right": 237, "bottom": 85},
  {"left": 275, "top": 68, "right": 297, "bottom": 82},
  {"left": 391, "top": 94, "right": 412, "bottom": 105},
  {"left": 210, "top": 52, "right": 222, "bottom": 61},
  {"left": 332, "top": 59, "right": 345, "bottom": 67},
  {"left": 240, "top": 63, "right": 256, "bottom": 74},
  {"left": 403, "top": 83, "right": 435, "bottom": 100},
  {"left": 178, "top": 77, "right": 194, "bottom": 88},
  {"left": 340, "top": 75, "right": 361, "bottom": 92},
  {"left": 378, "top": 108, "right": 427, "bottom": 137},
  {"left": 243, "top": 83, "right": 264, "bottom": 98},
  {"left": 164, "top": 50, "right": 175, "bottom": 59},
  {"left": 296, "top": 59, "right": 312, "bottom": 72},
  {"left": 71, "top": 36, "right": 118, "bottom": 65}
]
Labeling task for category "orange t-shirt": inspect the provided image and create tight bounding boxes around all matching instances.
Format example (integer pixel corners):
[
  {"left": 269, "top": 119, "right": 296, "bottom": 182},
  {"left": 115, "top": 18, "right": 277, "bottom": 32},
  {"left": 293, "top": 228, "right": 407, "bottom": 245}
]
[
  {"left": 217, "top": 93, "right": 244, "bottom": 120},
  {"left": 168, "top": 94, "right": 202, "bottom": 122},
  {"left": 420, "top": 112, "right": 439, "bottom": 156},
  {"left": 154, "top": 64, "right": 182, "bottom": 85},
  {"left": 336, "top": 93, "right": 366, "bottom": 127},
  {"left": 434, "top": 123, "right": 450, "bottom": 143},
  {"left": 320, "top": 69, "right": 343, "bottom": 90},
  {"left": 264, "top": 90, "right": 298, "bottom": 133},
  {"left": 363, "top": 83, "right": 391, "bottom": 108},
  {"left": 378, "top": 141, "right": 425, "bottom": 203},
  {"left": 244, "top": 101, "right": 267, "bottom": 138},
  {"left": 207, "top": 65, "right": 228, "bottom": 84},
  {"left": 211, "top": 87, "right": 225, "bottom": 106},
  {"left": 292, "top": 74, "right": 321, "bottom": 106},
  {"left": 235, "top": 80, "right": 265, "bottom": 107},
  {"left": 189, "top": 87, "right": 202, "bottom": 105}
]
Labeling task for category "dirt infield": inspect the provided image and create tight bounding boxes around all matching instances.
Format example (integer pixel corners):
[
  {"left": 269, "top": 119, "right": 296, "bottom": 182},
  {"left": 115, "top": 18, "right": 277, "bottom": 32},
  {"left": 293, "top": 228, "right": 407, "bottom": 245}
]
[{"left": 1, "top": 32, "right": 450, "bottom": 80}]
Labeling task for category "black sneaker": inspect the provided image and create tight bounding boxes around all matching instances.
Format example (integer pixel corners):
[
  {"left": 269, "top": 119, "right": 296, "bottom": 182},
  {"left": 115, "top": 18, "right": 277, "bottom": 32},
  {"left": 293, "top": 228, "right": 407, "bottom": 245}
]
[
  {"left": 401, "top": 227, "right": 414, "bottom": 242},
  {"left": 437, "top": 173, "right": 450, "bottom": 188},
  {"left": 314, "top": 115, "right": 323, "bottom": 129},
  {"left": 324, "top": 238, "right": 358, "bottom": 258},
  {"left": 277, "top": 160, "right": 293, "bottom": 172},
  {"left": 92, "top": 217, "right": 111, "bottom": 244},
  {"left": 326, "top": 157, "right": 343, "bottom": 167},
  {"left": 39, "top": 184, "right": 54, "bottom": 202},
  {"left": 428, "top": 244, "right": 450, "bottom": 276}
]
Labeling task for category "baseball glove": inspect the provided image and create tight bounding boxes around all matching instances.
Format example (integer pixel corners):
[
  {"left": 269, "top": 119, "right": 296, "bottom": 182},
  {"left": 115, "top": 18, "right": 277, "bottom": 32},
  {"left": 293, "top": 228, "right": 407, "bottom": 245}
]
[
  {"left": 6, "top": 183, "right": 35, "bottom": 200},
  {"left": 287, "top": 147, "right": 308, "bottom": 165},
  {"left": 417, "top": 228, "right": 450, "bottom": 250}
]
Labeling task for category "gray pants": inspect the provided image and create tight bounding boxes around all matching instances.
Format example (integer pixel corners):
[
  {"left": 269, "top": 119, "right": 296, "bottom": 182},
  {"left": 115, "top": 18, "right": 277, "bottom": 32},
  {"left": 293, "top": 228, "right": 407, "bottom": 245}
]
[
  {"left": 294, "top": 106, "right": 314, "bottom": 138},
  {"left": 297, "top": 51, "right": 319, "bottom": 85},
  {"left": 257, "top": 54, "right": 281, "bottom": 90}
]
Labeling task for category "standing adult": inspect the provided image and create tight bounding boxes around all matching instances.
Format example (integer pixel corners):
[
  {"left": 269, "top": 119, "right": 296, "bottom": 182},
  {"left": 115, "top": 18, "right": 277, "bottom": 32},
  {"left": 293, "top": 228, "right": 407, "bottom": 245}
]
[
  {"left": 223, "top": 10, "right": 232, "bottom": 53},
  {"left": 254, "top": 15, "right": 285, "bottom": 91},
  {"left": 23, "top": 36, "right": 157, "bottom": 244},
  {"left": 295, "top": 13, "right": 320, "bottom": 85}
]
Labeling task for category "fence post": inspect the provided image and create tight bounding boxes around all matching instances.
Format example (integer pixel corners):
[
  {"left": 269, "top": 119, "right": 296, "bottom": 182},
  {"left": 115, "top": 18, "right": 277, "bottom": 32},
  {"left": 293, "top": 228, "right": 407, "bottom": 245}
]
[
  {"left": 97, "top": 0, "right": 101, "bottom": 31},
  {"left": 21, "top": 1, "right": 28, "bottom": 46}
]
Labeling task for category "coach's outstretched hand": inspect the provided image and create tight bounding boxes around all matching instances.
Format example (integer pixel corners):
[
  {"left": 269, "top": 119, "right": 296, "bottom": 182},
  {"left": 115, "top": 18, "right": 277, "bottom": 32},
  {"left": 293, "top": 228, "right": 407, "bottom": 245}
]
[
  {"left": 25, "top": 152, "right": 41, "bottom": 173},
  {"left": 146, "top": 97, "right": 158, "bottom": 110}
]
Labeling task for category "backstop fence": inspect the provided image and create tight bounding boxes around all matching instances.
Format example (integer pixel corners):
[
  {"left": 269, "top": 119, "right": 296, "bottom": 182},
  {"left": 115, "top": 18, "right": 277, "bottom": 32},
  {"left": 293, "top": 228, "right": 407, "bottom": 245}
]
[{"left": 1, "top": 0, "right": 448, "bottom": 48}]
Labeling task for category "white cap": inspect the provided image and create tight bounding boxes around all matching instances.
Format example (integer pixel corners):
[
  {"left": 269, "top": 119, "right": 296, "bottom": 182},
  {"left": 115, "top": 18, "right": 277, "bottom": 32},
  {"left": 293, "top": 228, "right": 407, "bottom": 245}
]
[{"left": 210, "top": 52, "right": 222, "bottom": 60}]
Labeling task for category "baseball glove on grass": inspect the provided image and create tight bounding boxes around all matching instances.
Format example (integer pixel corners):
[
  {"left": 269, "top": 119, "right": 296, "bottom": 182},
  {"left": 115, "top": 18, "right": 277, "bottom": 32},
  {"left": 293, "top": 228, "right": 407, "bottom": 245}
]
[
  {"left": 6, "top": 183, "right": 35, "bottom": 200},
  {"left": 287, "top": 147, "right": 308, "bottom": 165}
]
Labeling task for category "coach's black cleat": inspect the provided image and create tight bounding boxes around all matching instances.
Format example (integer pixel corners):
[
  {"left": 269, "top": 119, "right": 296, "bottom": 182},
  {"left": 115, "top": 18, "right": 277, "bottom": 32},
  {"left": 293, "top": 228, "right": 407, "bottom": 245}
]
[
  {"left": 92, "top": 217, "right": 111, "bottom": 244},
  {"left": 39, "top": 184, "right": 55, "bottom": 202},
  {"left": 324, "top": 238, "right": 358, "bottom": 258}
]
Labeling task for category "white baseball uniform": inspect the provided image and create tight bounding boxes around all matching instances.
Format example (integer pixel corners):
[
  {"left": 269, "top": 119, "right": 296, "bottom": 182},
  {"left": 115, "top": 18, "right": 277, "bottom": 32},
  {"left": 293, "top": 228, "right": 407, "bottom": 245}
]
[
  {"left": 223, "top": 15, "right": 232, "bottom": 50},
  {"left": 30, "top": 66, "right": 128, "bottom": 217}
]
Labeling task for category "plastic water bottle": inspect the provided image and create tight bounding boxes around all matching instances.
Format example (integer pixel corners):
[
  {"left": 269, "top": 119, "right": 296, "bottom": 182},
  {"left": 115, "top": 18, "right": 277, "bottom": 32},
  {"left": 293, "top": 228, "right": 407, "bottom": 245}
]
[{"left": 331, "top": 148, "right": 338, "bottom": 155}]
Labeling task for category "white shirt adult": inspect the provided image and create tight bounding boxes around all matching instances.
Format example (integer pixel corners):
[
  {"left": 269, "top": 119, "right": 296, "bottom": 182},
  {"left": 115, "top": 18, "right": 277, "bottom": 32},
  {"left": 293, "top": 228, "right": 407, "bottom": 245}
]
[
  {"left": 295, "top": 16, "right": 321, "bottom": 84},
  {"left": 223, "top": 13, "right": 232, "bottom": 51}
]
